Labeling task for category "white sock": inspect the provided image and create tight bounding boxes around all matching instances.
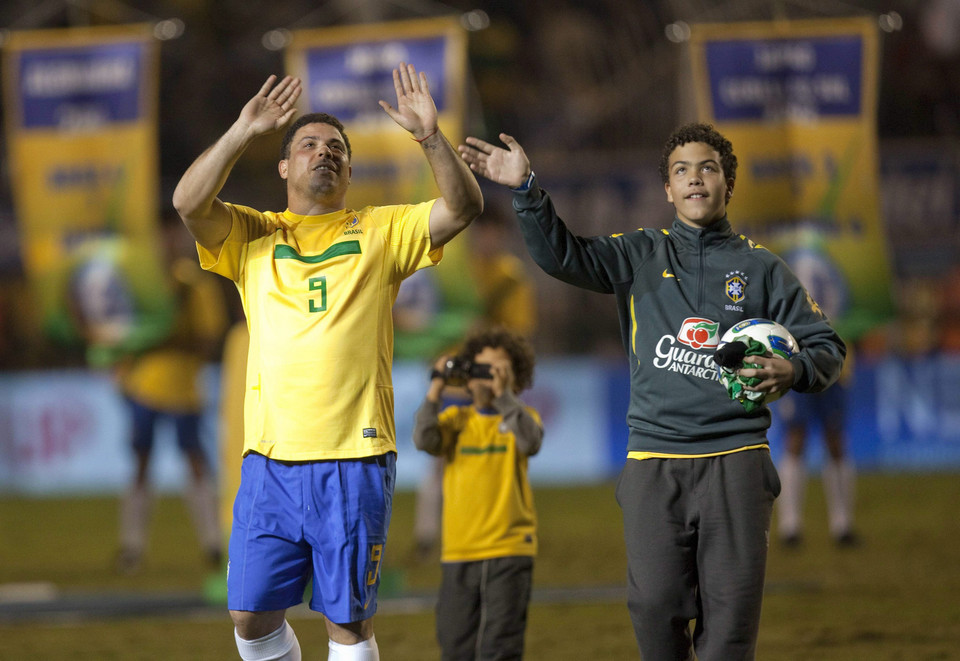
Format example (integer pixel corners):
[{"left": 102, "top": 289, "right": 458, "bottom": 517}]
[
  {"left": 235, "top": 621, "right": 301, "bottom": 661},
  {"left": 777, "top": 454, "right": 807, "bottom": 538},
  {"left": 119, "top": 484, "right": 152, "bottom": 553},
  {"left": 823, "top": 458, "right": 856, "bottom": 537},
  {"left": 328, "top": 635, "right": 379, "bottom": 661},
  {"left": 185, "top": 474, "right": 222, "bottom": 553}
]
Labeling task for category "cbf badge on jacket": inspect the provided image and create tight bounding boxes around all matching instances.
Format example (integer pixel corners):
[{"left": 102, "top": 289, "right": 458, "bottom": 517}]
[{"left": 725, "top": 270, "right": 749, "bottom": 311}]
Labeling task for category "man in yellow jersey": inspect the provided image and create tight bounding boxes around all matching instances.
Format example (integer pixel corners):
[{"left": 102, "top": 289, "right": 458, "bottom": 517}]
[
  {"left": 173, "top": 62, "right": 483, "bottom": 661},
  {"left": 413, "top": 327, "right": 542, "bottom": 660}
]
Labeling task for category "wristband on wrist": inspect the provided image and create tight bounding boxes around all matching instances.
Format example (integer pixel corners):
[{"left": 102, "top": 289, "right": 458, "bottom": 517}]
[
  {"left": 412, "top": 127, "right": 439, "bottom": 143},
  {"left": 510, "top": 171, "right": 536, "bottom": 192},
  {"left": 430, "top": 368, "right": 444, "bottom": 380}
]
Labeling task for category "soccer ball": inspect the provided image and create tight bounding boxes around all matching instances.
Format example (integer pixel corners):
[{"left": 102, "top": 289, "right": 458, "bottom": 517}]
[
  {"left": 717, "top": 318, "right": 797, "bottom": 360},
  {"left": 714, "top": 318, "right": 797, "bottom": 409}
]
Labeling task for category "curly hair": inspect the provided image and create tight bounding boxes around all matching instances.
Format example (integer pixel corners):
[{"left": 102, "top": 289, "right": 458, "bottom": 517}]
[
  {"left": 658, "top": 122, "right": 737, "bottom": 185},
  {"left": 459, "top": 327, "right": 536, "bottom": 393},
  {"left": 280, "top": 112, "right": 352, "bottom": 160}
]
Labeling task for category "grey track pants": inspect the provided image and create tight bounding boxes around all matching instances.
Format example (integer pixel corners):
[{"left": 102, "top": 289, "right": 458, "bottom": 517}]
[
  {"left": 436, "top": 556, "right": 534, "bottom": 661},
  {"left": 616, "top": 449, "right": 781, "bottom": 661}
]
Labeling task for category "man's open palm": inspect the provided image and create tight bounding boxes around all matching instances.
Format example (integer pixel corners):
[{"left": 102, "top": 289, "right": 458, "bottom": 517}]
[
  {"left": 379, "top": 62, "right": 438, "bottom": 139},
  {"left": 458, "top": 134, "right": 530, "bottom": 188},
  {"left": 239, "top": 75, "right": 302, "bottom": 137}
]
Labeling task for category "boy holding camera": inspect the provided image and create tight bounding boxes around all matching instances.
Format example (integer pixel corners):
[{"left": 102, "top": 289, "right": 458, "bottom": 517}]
[{"left": 413, "top": 327, "right": 543, "bottom": 660}]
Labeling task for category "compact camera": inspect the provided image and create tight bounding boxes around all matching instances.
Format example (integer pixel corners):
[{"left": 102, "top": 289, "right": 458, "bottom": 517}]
[{"left": 441, "top": 357, "right": 493, "bottom": 387}]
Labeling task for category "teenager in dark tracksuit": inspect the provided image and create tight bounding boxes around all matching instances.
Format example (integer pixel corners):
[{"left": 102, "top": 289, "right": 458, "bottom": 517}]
[{"left": 459, "top": 123, "right": 846, "bottom": 661}]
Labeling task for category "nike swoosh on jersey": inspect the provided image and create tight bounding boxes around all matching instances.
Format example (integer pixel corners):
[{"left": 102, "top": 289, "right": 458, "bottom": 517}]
[{"left": 662, "top": 269, "right": 676, "bottom": 278}]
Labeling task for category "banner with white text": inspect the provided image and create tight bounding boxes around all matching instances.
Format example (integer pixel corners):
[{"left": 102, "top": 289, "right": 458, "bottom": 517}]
[
  {"left": 2, "top": 25, "right": 172, "bottom": 364},
  {"left": 689, "top": 18, "right": 893, "bottom": 341}
]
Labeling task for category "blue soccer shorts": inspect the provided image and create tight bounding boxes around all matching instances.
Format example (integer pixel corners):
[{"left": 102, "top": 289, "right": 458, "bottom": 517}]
[
  {"left": 775, "top": 385, "right": 846, "bottom": 429},
  {"left": 227, "top": 451, "right": 396, "bottom": 624},
  {"left": 126, "top": 398, "right": 202, "bottom": 453}
]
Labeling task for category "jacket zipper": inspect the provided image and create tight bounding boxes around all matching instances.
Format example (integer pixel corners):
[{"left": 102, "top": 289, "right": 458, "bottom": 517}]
[{"left": 697, "top": 233, "right": 706, "bottom": 311}]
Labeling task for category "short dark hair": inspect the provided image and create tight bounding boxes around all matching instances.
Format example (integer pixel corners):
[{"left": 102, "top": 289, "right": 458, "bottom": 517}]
[
  {"left": 459, "top": 327, "right": 536, "bottom": 393},
  {"left": 658, "top": 122, "right": 737, "bottom": 185},
  {"left": 280, "top": 112, "right": 352, "bottom": 160}
]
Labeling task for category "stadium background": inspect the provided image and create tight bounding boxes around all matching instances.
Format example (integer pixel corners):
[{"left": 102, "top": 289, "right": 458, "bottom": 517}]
[
  {"left": 0, "top": 0, "right": 959, "bottom": 659},
  {"left": 1, "top": 0, "right": 958, "bottom": 491}
]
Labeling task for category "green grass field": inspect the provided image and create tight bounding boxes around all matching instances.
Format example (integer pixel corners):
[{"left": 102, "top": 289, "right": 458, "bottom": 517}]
[{"left": 2, "top": 473, "right": 959, "bottom": 659}]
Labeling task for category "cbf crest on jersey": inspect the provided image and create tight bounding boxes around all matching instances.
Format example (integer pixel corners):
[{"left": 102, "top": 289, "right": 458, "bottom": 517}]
[
  {"left": 343, "top": 215, "right": 362, "bottom": 235},
  {"left": 725, "top": 270, "right": 748, "bottom": 303}
]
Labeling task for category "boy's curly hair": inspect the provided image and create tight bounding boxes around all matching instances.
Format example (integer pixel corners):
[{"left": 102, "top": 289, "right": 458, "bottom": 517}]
[
  {"left": 459, "top": 327, "right": 535, "bottom": 393},
  {"left": 658, "top": 122, "right": 737, "bottom": 185}
]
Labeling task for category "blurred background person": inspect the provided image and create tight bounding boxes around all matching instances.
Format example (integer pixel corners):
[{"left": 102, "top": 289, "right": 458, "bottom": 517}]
[
  {"left": 397, "top": 202, "right": 537, "bottom": 562},
  {"left": 467, "top": 205, "right": 537, "bottom": 337},
  {"left": 775, "top": 359, "right": 858, "bottom": 548},
  {"left": 205, "top": 309, "right": 250, "bottom": 605},
  {"left": 393, "top": 265, "right": 459, "bottom": 563},
  {"left": 216, "top": 317, "right": 249, "bottom": 578},
  {"left": 775, "top": 234, "right": 859, "bottom": 548},
  {"left": 936, "top": 263, "right": 960, "bottom": 353},
  {"left": 114, "top": 221, "right": 229, "bottom": 574}
]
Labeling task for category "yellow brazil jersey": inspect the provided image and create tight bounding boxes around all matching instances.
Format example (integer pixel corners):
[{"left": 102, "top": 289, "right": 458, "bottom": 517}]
[
  {"left": 117, "top": 258, "right": 228, "bottom": 413},
  {"left": 198, "top": 200, "right": 440, "bottom": 461},
  {"left": 437, "top": 404, "right": 540, "bottom": 563},
  {"left": 471, "top": 253, "right": 536, "bottom": 336}
]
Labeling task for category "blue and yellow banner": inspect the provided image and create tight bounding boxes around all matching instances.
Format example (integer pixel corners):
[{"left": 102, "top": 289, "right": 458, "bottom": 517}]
[
  {"left": 2, "top": 25, "right": 172, "bottom": 363},
  {"left": 689, "top": 18, "right": 893, "bottom": 340},
  {"left": 285, "top": 16, "right": 467, "bottom": 207},
  {"left": 285, "top": 18, "right": 481, "bottom": 358}
]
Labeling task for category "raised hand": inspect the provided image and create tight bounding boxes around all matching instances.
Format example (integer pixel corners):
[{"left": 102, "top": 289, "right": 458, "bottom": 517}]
[
  {"left": 426, "top": 355, "right": 450, "bottom": 403},
  {"left": 238, "top": 75, "right": 302, "bottom": 138},
  {"left": 489, "top": 358, "right": 515, "bottom": 398},
  {"left": 458, "top": 134, "right": 531, "bottom": 188},
  {"left": 378, "top": 62, "right": 438, "bottom": 140}
]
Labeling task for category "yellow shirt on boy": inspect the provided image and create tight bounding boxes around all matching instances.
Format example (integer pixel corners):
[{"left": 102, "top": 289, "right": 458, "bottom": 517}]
[
  {"left": 434, "top": 403, "right": 540, "bottom": 562},
  {"left": 198, "top": 200, "right": 439, "bottom": 461}
]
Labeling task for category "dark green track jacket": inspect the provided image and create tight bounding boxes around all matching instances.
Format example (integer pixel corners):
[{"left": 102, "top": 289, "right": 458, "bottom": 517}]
[{"left": 513, "top": 183, "right": 846, "bottom": 456}]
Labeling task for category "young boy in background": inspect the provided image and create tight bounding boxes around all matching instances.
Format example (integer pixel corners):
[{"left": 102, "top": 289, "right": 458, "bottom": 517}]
[{"left": 413, "top": 327, "right": 543, "bottom": 661}]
